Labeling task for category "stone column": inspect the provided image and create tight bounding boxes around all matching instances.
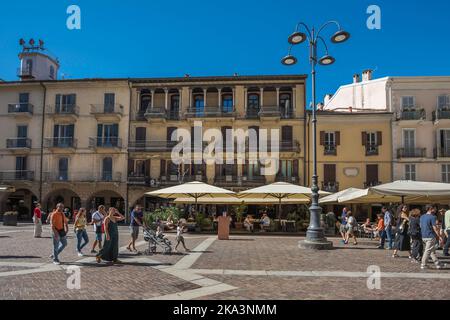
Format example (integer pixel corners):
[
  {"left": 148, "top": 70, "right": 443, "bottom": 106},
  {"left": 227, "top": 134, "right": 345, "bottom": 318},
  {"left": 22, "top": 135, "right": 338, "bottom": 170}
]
[
  {"left": 260, "top": 88, "right": 264, "bottom": 107},
  {"left": 150, "top": 89, "right": 155, "bottom": 110},
  {"left": 203, "top": 88, "right": 207, "bottom": 107},
  {"left": 164, "top": 88, "right": 169, "bottom": 110},
  {"left": 218, "top": 88, "right": 222, "bottom": 109},
  {"left": 244, "top": 88, "right": 248, "bottom": 112},
  {"left": 276, "top": 87, "right": 280, "bottom": 108}
]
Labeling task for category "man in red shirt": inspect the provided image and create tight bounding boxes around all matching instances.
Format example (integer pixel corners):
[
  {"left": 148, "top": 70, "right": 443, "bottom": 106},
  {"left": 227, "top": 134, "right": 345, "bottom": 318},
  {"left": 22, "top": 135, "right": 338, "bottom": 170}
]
[{"left": 33, "top": 203, "right": 43, "bottom": 238}]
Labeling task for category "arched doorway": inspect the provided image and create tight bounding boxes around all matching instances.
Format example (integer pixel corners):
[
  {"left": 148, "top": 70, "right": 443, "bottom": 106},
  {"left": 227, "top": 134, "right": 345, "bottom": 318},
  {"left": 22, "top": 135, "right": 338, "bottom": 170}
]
[
  {"left": 2, "top": 188, "right": 38, "bottom": 220},
  {"left": 43, "top": 188, "right": 81, "bottom": 215}
]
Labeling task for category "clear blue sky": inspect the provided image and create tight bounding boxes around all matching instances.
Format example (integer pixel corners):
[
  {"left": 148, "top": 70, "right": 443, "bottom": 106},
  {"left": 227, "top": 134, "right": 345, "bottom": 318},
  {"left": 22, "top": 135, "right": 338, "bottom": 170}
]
[{"left": 1, "top": 0, "right": 449, "bottom": 103}]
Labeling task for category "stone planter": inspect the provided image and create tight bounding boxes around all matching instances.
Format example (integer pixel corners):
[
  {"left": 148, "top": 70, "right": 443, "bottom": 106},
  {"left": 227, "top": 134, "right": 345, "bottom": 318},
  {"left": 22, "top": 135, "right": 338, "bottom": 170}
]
[{"left": 3, "top": 214, "right": 18, "bottom": 226}]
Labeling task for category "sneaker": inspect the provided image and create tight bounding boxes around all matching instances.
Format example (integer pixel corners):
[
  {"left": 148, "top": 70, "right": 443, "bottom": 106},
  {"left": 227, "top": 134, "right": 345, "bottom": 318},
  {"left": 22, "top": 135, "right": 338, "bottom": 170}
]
[
  {"left": 377, "top": 246, "right": 384, "bottom": 249},
  {"left": 49, "top": 254, "right": 54, "bottom": 259},
  {"left": 420, "top": 264, "right": 427, "bottom": 269},
  {"left": 77, "top": 252, "right": 84, "bottom": 257},
  {"left": 53, "top": 260, "right": 61, "bottom": 265},
  {"left": 90, "top": 250, "right": 97, "bottom": 254}
]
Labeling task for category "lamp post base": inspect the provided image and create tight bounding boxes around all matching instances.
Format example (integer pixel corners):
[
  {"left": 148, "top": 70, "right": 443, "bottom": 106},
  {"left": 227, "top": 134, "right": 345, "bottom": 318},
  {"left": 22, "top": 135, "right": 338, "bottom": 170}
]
[{"left": 298, "top": 239, "right": 333, "bottom": 250}]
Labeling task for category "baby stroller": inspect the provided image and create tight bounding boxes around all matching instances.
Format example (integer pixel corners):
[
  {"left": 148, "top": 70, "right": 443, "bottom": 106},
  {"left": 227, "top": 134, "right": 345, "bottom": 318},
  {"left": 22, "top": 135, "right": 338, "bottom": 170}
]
[{"left": 143, "top": 227, "right": 172, "bottom": 255}]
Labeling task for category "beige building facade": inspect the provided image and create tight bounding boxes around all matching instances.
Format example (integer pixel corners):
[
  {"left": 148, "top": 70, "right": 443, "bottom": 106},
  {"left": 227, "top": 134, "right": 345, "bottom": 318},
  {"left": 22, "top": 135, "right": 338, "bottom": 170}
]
[{"left": 324, "top": 71, "right": 450, "bottom": 184}]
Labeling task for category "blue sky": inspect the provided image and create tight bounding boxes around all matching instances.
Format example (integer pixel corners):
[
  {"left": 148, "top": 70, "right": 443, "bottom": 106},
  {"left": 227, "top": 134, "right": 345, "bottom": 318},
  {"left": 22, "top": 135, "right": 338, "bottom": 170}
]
[{"left": 0, "top": 0, "right": 449, "bottom": 102}]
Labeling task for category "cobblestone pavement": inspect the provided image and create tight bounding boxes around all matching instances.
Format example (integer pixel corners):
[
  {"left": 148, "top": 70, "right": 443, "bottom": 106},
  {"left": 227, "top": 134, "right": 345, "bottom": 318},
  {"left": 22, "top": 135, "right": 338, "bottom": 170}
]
[{"left": 0, "top": 224, "right": 449, "bottom": 300}]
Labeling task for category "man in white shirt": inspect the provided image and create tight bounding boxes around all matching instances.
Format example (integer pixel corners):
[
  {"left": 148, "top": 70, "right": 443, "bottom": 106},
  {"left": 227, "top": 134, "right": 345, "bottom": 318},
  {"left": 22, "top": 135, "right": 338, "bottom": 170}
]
[{"left": 90, "top": 205, "right": 106, "bottom": 254}]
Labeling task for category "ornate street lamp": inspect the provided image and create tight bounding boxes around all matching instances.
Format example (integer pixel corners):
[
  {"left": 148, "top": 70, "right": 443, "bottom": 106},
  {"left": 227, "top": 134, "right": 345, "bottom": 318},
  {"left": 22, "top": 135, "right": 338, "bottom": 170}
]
[{"left": 282, "top": 21, "right": 350, "bottom": 249}]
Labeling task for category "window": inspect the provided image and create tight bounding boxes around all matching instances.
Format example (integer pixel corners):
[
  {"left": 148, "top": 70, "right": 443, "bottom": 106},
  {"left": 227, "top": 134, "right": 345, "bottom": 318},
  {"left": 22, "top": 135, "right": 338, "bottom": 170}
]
[
  {"left": 55, "top": 94, "right": 76, "bottom": 113},
  {"left": 405, "top": 164, "right": 416, "bottom": 181},
  {"left": 248, "top": 94, "right": 260, "bottom": 110},
  {"left": 280, "top": 93, "right": 292, "bottom": 117},
  {"left": 58, "top": 158, "right": 69, "bottom": 181},
  {"left": 246, "top": 161, "right": 261, "bottom": 178},
  {"left": 403, "top": 129, "right": 415, "bottom": 150},
  {"left": 438, "top": 95, "right": 450, "bottom": 109},
  {"left": 19, "top": 93, "right": 29, "bottom": 105},
  {"left": 104, "top": 93, "right": 115, "bottom": 113},
  {"left": 440, "top": 130, "right": 450, "bottom": 156},
  {"left": 170, "top": 95, "right": 180, "bottom": 111},
  {"left": 401, "top": 96, "right": 415, "bottom": 109},
  {"left": 325, "top": 132, "right": 336, "bottom": 147},
  {"left": 97, "top": 124, "right": 119, "bottom": 147},
  {"left": 17, "top": 125, "right": 28, "bottom": 148},
  {"left": 53, "top": 124, "right": 74, "bottom": 147},
  {"left": 25, "top": 59, "right": 33, "bottom": 74},
  {"left": 15, "top": 156, "right": 27, "bottom": 180},
  {"left": 194, "top": 95, "right": 204, "bottom": 108},
  {"left": 280, "top": 160, "right": 293, "bottom": 178},
  {"left": 49, "top": 65, "right": 55, "bottom": 79},
  {"left": 366, "top": 164, "right": 379, "bottom": 186},
  {"left": 140, "top": 90, "right": 151, "bottom": 112},
  {"left": 222, "top": 94, "right": 233, "bottom": 113},
  {"left": 442, "top": 164, "right": 450, "bottom": 183},
  {"left": 102, "top": 157, "right": 113, "bottom": 181}
]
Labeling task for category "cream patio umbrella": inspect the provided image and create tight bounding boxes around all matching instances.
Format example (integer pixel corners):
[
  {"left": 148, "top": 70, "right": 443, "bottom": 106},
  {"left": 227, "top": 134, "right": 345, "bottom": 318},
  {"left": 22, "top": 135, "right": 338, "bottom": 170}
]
[
  {"left": 238, "top": 182, "right": 330, "bottom": 220},
  {"left": 338, "top": 180, "right": 450, "bottom": 204},
  {"left": 146, "top": 181, "right": 237, "bottom": 211},
  {"left": 319, "top": 187, "right": 364, "bottom": 204},
  {"left": 174, "top": 196, "right": 309, "bottom": 205}
]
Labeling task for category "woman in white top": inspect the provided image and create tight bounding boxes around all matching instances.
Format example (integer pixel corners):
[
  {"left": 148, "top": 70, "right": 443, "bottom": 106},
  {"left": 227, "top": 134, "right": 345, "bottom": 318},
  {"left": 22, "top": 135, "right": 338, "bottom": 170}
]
[{"left": 345, "top": 210, "right": 358, "bottom": 245}]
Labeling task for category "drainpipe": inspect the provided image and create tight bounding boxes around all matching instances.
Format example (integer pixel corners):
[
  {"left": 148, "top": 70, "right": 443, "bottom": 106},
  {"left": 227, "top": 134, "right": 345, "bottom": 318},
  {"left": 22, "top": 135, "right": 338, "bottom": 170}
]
[
  {"left": 126, "top": 79, "right": 132, "bottom": 224},
  {"left": 39, "top": 82, "right": 47, "bottom": 202}
]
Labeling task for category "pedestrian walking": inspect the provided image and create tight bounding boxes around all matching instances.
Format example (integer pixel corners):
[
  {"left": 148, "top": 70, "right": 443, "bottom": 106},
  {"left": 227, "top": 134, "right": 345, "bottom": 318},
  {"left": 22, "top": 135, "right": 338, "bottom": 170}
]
[
  {"left": 33, "top": 203, "right": 43, "bottom": 238},
  {"left": 344, "top": 210, "right": 358, "bottom": 245},
  {"left": 96, "top": 207, "right": 125, "bottom": 264},
  {"left": 50, "top": 203, "right": 69, "bottom": 265},
  {"left": 74, "top": 208, "right": 89, "bottom": 257},
  {"left": 408, "top": 208, "right": 423, "bottom": 262},
  {"left": 339, "top": 207, "right": 348, "bottom": 243},
  {"left": 90, "top": 205, "right": 106, "bottom": 254},
  {"left": 126, "top": 205, "right": 143, "bottom": 252},
  {"left": 174, "top": 221, "right": 189, "bottom": 252},
  {"left": 420, "top": 205, "right": 445, "bottom": 270},
  {"left": 382, "top": 206, "right": 394, "bottom": 250},
  {"left": 392, "top": 206, "right": 411, "bottom": 258}
]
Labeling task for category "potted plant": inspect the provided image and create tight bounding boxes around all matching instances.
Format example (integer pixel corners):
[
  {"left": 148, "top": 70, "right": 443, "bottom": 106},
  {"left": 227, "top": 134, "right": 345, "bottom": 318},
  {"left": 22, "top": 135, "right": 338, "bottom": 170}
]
[
  {"left": 232, "top": 203, "right": 247, "bottom": 230},
  {"left": 195, "top": 213, "right": 205, "bottom": 232},
  {"left": 3, "top": 211, "right": 18, "bottom": 226}
]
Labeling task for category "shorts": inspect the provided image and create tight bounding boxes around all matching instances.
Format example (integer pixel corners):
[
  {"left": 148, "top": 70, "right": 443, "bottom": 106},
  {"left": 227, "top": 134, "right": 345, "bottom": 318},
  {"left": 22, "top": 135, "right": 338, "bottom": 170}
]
[
  {"left": 130, "top": 226, "right": 140, "bottom": 239},
  {"left": 94, "top": 225, "right": 103, "bottom": 241},
  {"left": 346, "top": 227, "right": 354, "bottom": 236},
  {"left": 339, "top": 224, "right": 347, "bottom": 233}
]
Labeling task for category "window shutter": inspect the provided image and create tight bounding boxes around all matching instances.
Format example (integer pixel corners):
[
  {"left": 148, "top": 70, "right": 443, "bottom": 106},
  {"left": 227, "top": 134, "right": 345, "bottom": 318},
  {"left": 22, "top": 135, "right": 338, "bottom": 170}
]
[
  {"left": 233, "top": 163, "right": 238, "bottom": 176},
  {"left": 67, "top": 124, "right": 75, "bottom": 137},
  {"left": 145, "top": 160, "right": 151, "bottom": 177},
  {"left": 53, "top": 124, "right": 59, "bottom": 138},
  {"left": 215, "top": 164, "right": 221, "bottom": 177},
  {"left": 362, "top": 131, "right": 367, "bottom": 146},
  {"left": 320, "top": 131, "right": 325, "bottom": 145},
  {"left": 366, "top": 164, "right": 379, "bottom": 182},
  {"left": 335, "top": 132, "right": 340, "bottom": 145},
  {"left": 293, "top": 160, "right": 299, "bottom": 177},
  {"left": 160, "top": 160, "right": 166, "bottom": 176},
  {"left": 243, "top": 162, "right": 248, "bottom": 176},
  {"left": 324, "top": 164, "right": 336, "bottom": 182},
  {"left": 55, "top": 94, "right": 61, "bottom": 110},
  {"left": 128, "top": 159, "right": 134, "bottom": 174},
  {"left": 377, "top": 131, "right": 382, "bottom": 146},
  {"left": 97, "top": 124, "right": 103, "bottom": 138}
]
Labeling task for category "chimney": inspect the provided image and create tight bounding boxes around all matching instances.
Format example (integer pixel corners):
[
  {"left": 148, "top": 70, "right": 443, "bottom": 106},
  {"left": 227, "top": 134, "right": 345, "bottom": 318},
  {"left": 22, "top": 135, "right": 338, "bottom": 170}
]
[
  {"left": 362, "top": 69, "right": 373, "bottom": 82},
  {"left": 353, "top": 74, "right": 360, "bottom": 83},
  {"left": 324, "top": 94, "right": 333, "bottom": 105}
]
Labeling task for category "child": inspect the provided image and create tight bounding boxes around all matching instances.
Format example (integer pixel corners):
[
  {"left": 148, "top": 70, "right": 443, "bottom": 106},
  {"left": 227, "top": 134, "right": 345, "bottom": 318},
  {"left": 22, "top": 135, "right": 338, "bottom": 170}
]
[{"left": 175, "top": 221, "right": 189, "bottom": 252}]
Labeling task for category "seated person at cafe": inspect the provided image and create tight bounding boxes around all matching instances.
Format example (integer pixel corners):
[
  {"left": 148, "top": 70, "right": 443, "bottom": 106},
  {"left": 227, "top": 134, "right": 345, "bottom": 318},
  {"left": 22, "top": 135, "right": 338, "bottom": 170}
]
[
  {"left": 165, "top": 213, "right": 175, "bottom": 230},
  {"left": 243, "top": 215, "right": 254, "bottom": 232},
  {"left": 362, "top": 218, "right": 375, "bottom": 238},
  {"left": 259, "top": 213, "right": 271, "bottom": 231}
]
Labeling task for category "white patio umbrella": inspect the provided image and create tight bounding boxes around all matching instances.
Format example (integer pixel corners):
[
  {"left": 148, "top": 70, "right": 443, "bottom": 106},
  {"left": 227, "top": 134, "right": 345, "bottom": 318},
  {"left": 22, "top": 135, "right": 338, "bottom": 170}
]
[
  {"left": 338, "top": 180, "right": 450, "bottom": 204},
  {"left": 174, "top": 196, "right": 309, "bottom": 205},
  {"left": 238, "top": 182, "right": 329, "bottom": 220},
  {"left": 319, "top": 187, "right": 364, "bottom": 204},
  {"left": 146, "top": 181, "right": 236, "bottom": 211}
]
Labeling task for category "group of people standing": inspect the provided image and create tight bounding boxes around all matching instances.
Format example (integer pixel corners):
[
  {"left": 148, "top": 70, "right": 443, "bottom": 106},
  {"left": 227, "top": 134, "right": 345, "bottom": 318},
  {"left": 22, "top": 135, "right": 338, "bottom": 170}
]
[{"left": 340, "top": 204, "right": 449, "bottom": 270}]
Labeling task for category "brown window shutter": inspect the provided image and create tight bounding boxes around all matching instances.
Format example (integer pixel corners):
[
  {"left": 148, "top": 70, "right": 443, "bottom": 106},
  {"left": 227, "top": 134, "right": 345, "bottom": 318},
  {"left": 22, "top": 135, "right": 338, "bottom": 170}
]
[
  {"left": 362, "top": 131, "right": 367, "bottom": 146},
  {"left": 335, "top": 131, "right": 340, "bottom": 145},
  {"left": 160, "top": 160, "right": 166, "bottom": 176},
  {"left": 128, "top": 159, "right": 134, "bottom": 174},
  {"left": 377, "top": 131, "right": 382, "bottom": 145},
  {"left": 293, "top": 160, "right": 299, "bottom": 177},
  {"left": 324, "top": 164, "right": 336, "bottom": 182},
  {"left": 145, "top": 160, "right": 151, "bottom": 176},
  {"left": 366, "top": 164, "right": 379, "bottom": 182},
  {"left": 320, "top": 131, "right": 325, "bottom": 145}
]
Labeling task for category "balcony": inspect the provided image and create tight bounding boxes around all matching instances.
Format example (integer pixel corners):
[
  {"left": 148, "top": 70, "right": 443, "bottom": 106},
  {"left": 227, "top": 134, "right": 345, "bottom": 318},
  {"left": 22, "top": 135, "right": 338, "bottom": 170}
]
[
  {"left": 160, "top": 174, "right": 206, "bottom": 185},
  {"left": 46, "top": 105, "right": 79, "bottom": 121},
  {"left": 321, "top": 181, "right": 339, "bottom": 193},
  {"left": 90, "top": 104, "right": 123, "bottom": 121},
  {"left": 43, "top": 171, "right": 122, "bottom": 183},
  {"left": 365, "top": 144, "right": 379, "bottom": 156},
  {"left": 17, "top": 67, "right": 33, "bottom": 78},
  {"left": 89, "top": 137, "right": 122, "bottom": 150},
  {"left": 128, "top": 140, "right": 178, "bottom": 152},
  {"left": 279, "top": 140, "right": 300, "bottom": 152},
  {"left": 434, "top": 148, "right": 450, "bottom": 158},
  {"left": 432, "top": 109, "right": 450, "bottom": 122},
  {"left": 259, "top": 106, "right": 281, "bottom": 119},
  {"left": 397, "top": 148, "right": 426, "bottom": 159},
  {"left": 144, "top": 107, "right": 168, "bottom": 122},
  {"left": 246, "top": 109, "right": 259, "bottom": 119},
  {"left": 324, "top": 144, "right": 337, "bottom": 156},
  {"left": 364, "top": 181, "right": 382, "bottom": 188},
  {"left": 44, "top": 137, "right": 77, "bottom": 151},
  {"left": 7, "top": 103, "right": 34, "bottom": 118},
  {"left": 0, "top": 170, "right": 34, "bottom": 181},
  {"left": 6, "top": 138, "right": 32, "bottom": 152},
  {"left": 399, "top": 109, "right": 426, "bottom": 121},
  {"left": 185, "top": 106, "right": 235, "bottom": 119}
]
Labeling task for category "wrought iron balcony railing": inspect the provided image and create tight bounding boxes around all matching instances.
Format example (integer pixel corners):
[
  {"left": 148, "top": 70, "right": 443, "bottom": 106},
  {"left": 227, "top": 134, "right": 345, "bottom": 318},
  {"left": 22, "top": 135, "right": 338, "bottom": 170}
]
[
  {"left": 44, "top": 137, "right": 77, "bottom": 148},
  {"left": 185, "top": 106, "right": 236, "bottom": 118},
  {"left": 128, "top": 140, "right": 178, "bottom": 152},
  {"left": 47, "top": 105, "right": 79, "bottom": 116},
  {"left": 90, "top": 104, "right": 124, "bottom": 115},
  {"left": 321, "top": 181, "right": 339, "bottom": 193},
  {"left": 364, "top": 181, "right": 382, "bottom": 188},
  {"left": 43, "top": 171, "right": 122, "bottom": 182},
  {"left": 399, "top": 109, "right": 425, "bottom": 120},
  {"left": 324, "top": 144, "right": 337, "bottom": 155},
  {"left": 6, "top": 138, "right": 32, "bottom": 149},
  {"left": 0, "top": 170, "right": 34, "bottom": 181},
  {"left": 8, "top": 103, "right": 34, "bottom": 114},
  {"left": 365, "top": 144, "right": 379, "bottom": 156},
  {"left": 397, "top": 148, "right": 426, "bottom": 158},
  {"left": 89, "top": 137, "right": 122, "bottom": 148},
  {"left": 434, "top": 148, "right": 450, "bottom": 158}
]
